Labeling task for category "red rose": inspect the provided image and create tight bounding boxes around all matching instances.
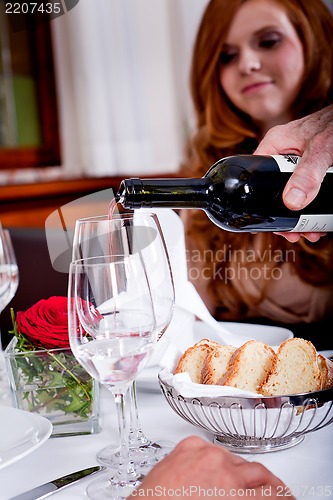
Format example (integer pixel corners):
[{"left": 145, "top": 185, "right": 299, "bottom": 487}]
[{"left": 16, "top": 296, "right": 70, "bottom": 349}]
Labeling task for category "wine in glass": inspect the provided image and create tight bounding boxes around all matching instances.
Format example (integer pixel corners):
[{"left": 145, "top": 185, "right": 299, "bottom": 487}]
[
  {"left": 68, "top": 254, "right": 157, "bottom": 499},
  {"left": 72, "top": 213, "right": 175, "bottom": 467}
]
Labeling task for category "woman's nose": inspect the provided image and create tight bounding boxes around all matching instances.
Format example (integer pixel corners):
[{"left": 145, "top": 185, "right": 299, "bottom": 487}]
[{"left": 238, "top": 49, "right": 261, "bottom": 74}]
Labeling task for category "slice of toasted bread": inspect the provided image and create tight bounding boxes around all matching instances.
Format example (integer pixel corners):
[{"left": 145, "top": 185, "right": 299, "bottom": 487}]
[
  {"left": 260, "top": 338, "right": 322, "bottom": 396},
  {"left": 218, "top": 340, "right": 275, "bottom": 393},
  {"left": 318, "top": 354, "right": 333, "bottom": 389},
  {"left": 318, "top": 354, "right": 329, "bottom": 389},
  {"left": 202, "top": 345, "right": 237, "bottom": 385},
  {"left": 174, "top": 338, "right": 221, "bottom": 383}
]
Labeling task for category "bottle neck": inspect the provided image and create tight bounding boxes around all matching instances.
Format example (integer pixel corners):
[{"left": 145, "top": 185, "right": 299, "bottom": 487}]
[{"left": 117, "top": 178, "right": 210, "bottom": 209}]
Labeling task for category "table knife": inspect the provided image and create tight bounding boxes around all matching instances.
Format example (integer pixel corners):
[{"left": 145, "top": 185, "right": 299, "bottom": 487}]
[{"left": 10, "top": 465, "right": 105, "bottom": 500}]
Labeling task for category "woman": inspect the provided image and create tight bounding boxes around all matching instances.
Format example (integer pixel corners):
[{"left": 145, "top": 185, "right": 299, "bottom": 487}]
[{"left": 181, "top": 0, "right": 333, "bottom": 343}]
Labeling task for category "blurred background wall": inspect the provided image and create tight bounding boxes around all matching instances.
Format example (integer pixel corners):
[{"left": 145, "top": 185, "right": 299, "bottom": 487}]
[{"left": 0, "top": 0, "right": 332, "bottom": 184}]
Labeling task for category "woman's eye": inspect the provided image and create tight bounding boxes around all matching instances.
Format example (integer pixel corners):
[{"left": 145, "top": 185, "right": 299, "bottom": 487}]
[
  {"left": 258, "top": 35, "right": 281, "bottom": 49},
  {"left": 219, "top": 52, "right": 237, "bottom": 65}
]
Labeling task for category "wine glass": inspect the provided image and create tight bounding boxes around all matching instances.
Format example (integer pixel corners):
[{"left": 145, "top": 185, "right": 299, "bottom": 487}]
[
  {"left": 0, "top": 226, "right": 19, "bottom": 396},
  {"left": 68, "top": 254, "right": 157, "bottom": 499},
  {"left": 72, "top": 213, "right": 175, "bottom": 466}
]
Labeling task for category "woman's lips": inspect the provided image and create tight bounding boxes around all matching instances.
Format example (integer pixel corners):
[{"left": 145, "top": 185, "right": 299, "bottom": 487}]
[{"left": 242, "top": 81, "right": 273, "bottom": 94}]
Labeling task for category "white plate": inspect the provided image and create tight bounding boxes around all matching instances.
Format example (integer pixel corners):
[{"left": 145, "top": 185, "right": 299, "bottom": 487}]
[
  {"left": 194, "top": 321, "right": 293, "bottom": 349},
  {"left": 136, "top": 321, "right": 293, "bottom": 392},
  {"left": 0, "top": 407, "right": 52, "bottom": 470}
]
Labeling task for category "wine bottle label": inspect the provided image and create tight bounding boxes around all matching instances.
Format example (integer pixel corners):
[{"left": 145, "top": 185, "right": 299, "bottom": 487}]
[
  {"left": 272, "top": 154, "right": 333, "bottom": 173},
  {"left": 290, "top": 214, "right": 333, "bottom": 232},
  {"left": 272, "top": 154, "right": 300, "bottom": 172}
]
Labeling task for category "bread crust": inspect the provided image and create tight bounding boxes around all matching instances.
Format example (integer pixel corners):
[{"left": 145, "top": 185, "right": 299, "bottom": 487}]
[
  {"left": 202, "top": 345, "right": 236, "bottom": 385},
  {"left": 174, "top": 336, "right": 333, "bottom": 396},
  {"left": 318, "top": 354, "right": 333, "bottom": 389},
  {"left": 259, "top": 338, "right": 322, "bottom": 396},
  {"left": 174, "top": 338, "right": 221, "bottom": 383},
  {"left": 218, "top": 340, "right": 275, "bottom": 393}
]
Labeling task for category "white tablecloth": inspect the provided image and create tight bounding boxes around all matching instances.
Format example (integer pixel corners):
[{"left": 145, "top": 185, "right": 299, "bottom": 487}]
[{"left": 1, "top": 377, "right": 333, "bottom": 500}]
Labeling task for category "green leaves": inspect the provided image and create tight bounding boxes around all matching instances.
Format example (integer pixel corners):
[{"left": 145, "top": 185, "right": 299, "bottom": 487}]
[
  {"left": 9, "top": 308, "right": 95, "bottom": 421},
  {"left": 15, "top": 352, "right": 95, "bottom": 418}
]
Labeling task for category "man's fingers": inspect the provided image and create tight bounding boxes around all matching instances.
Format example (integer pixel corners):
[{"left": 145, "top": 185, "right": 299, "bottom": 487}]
[
  {"left": 236, "top": 461, "right": 293, "bottom": 496},
  {"left": 282, "top": 132, "right": 331, "bottom": 210},
  {"left": 274, "top": 231, "right": 326, "bottom": 242},
  {"left": 282, "top": 148, "right": 329, "bottom": 210}
]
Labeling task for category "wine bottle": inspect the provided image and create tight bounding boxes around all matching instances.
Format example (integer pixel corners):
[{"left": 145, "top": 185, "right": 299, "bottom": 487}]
[{"left": 116, "top": 155, "right": 333, "bottom": 232}]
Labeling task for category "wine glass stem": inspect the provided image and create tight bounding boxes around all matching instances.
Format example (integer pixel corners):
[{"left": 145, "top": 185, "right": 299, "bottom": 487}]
[
  {"left": 129, "top": 380, "right": 149, "bottom": 447},
  {"left": 113, "top": 389, "right": 137, "bottom": 478}
]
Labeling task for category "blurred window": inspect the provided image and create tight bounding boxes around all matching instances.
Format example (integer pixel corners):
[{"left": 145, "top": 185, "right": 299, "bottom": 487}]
[{"left": 0, "top": 8, "right": 60, "bottom": 169}]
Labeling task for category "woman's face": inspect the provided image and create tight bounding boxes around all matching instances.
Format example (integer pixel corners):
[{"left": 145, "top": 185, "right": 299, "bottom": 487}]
[{"left": 219, "top": 0, "right": 305, "bottom": 134}]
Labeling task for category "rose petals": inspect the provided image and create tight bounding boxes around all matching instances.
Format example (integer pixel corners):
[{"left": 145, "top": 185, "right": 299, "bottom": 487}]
[{"left": 16, "top": 296, "right": 71, "bottom": 349}]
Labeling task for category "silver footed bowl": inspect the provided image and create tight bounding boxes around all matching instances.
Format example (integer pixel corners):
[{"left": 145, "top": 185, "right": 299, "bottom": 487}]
[{"left": 158, "top": 371, "right": 333, "bottom": 454}]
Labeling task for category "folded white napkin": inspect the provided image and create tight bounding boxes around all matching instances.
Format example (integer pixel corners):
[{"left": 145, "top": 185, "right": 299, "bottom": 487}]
[
  {"left": 146, "top": 305, "right": 195, "bottom": 368},
  {"left": 160, "top": 368, "right": 262, "bottom": 398}
]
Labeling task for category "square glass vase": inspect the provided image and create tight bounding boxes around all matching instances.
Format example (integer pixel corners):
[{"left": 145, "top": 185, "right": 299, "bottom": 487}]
[{"left": 5, "top": 337, "right": 101, "bottom": 437}]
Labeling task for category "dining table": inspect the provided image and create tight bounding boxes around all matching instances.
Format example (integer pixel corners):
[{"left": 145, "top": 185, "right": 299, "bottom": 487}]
[
  {"left": 2, "top": 207, "right": 332, "bottom": 499},
  {"left": 1, "top": 362, "right": 333, "bottom": 500}
]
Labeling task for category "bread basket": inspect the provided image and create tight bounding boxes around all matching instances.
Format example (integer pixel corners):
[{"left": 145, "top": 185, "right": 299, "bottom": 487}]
[{"left": 158, "top": 370, "right": 333, "bottom": 453}]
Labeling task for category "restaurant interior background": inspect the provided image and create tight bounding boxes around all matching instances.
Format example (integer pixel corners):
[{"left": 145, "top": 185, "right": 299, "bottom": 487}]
[
  {"left": 0, "top": 0, "right": 333, "bottom": 346},
  {"left": 1, "top": 0, "right": 333, "bottom": 218}
]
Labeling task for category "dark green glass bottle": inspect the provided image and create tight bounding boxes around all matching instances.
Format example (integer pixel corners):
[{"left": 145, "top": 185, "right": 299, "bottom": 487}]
[{"left": 116, "top": 155, "right": 333, "bottom": 232}]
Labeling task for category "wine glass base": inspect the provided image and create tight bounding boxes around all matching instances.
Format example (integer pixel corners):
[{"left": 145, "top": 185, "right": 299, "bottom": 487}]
[
  {"left": 96, "top": 443, "right": 121, "bottom": 467},
  {"left": 86, "top": 470, "right": 144, "bottom": 499},
  {"left": 96, "top": 439, "right": 175, "bottom": 469}
]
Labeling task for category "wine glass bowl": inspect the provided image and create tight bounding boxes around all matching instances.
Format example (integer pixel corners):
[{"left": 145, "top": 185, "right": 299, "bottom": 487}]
[
  {"left": 72, "top": 213, "right": 174, "bottom": 335},
  {"left": 70, "top": 255, "right": 157, "bottom": 385},
  {"left": 68, "top": 254, "right": 158, "bottom": 499}
]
